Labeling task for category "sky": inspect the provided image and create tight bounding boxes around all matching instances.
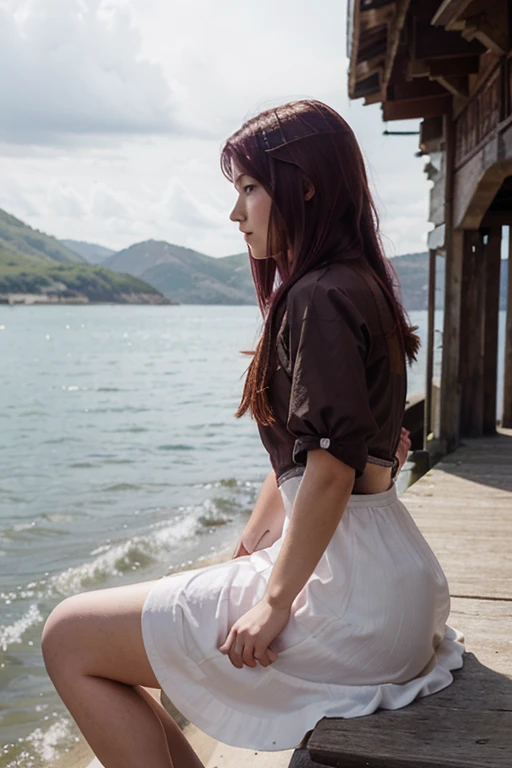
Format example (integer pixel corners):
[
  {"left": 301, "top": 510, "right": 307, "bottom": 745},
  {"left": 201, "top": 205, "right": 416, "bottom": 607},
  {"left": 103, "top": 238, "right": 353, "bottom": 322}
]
[{"left": 0, "top": 0, "right": 431, "bottom": 258}]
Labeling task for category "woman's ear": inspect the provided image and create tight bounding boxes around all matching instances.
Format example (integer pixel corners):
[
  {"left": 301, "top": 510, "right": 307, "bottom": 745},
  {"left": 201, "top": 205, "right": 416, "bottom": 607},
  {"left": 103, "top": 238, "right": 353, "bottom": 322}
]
[{"left": 303, "top": 176, "right": 315, "bottom": 201}]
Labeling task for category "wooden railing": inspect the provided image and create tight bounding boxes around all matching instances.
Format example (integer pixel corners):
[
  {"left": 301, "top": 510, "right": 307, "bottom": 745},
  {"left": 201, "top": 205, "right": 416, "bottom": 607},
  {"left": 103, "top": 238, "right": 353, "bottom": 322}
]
[{"left": 454, "top": 64, "right": 501, "bottom": 169}]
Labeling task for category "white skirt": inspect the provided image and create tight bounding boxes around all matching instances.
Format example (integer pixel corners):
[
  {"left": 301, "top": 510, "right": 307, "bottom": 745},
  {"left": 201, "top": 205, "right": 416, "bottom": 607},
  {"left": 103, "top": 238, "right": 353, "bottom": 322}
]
[{"left": 141, "top": 476, "right": 464, "bottom": 751}]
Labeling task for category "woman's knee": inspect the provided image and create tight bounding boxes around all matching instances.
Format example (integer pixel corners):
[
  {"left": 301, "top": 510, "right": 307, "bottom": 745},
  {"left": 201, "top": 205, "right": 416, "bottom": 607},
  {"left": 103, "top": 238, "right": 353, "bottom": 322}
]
[
  {"left": 41, "top": 581, "right": 161, "bottom": 687},
  {"left": 41, "top": 594, "right": 87, "bottom": 675}
]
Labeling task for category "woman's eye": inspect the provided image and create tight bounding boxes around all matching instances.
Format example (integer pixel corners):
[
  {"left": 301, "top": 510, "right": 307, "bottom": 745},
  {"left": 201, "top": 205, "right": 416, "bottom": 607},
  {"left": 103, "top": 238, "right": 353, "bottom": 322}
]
[{"left": 244, "top": 184, "right": 255, "bottom": 194}]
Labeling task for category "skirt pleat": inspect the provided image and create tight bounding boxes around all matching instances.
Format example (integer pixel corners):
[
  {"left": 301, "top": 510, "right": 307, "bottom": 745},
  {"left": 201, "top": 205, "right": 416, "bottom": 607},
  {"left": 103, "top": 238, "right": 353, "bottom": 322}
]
[{"left": 141, "top": 476, "right": 464, "bottom": 751}]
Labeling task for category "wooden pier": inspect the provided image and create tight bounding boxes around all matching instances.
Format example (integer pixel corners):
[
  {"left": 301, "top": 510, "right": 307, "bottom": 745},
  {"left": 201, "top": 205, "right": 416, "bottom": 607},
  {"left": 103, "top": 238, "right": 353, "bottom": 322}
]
[
  {"left": 405, "top": 426, "right": 512, "bottom": 678},
  {"left": 294, "top": 428, "right": 512, "bottom": 768}
]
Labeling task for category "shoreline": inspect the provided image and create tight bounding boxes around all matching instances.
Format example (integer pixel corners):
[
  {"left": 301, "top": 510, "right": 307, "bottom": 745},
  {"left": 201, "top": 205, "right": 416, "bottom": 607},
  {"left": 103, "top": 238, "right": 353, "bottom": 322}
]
[
  {"left": 59, "top": 542, "right": 239, "bottom": 768},
  {"left": 0, "top": 293, "right": 176, "bottom": 306}
]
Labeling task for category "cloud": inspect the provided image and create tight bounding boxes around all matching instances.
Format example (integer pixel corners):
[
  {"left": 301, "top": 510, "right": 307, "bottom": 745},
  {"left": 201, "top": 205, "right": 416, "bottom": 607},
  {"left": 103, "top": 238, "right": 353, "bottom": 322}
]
[
  {"left": 156, "top": 179, "right": 226, "bottom": 232},
  {"left": 91, "top": 184, "right": 133, "bottom": 219},
  {"left": 0, "top": 0, "right": 176, "bottom": 145},
  {"left": 47, "top": 182, "right": 85, "bottom": 217}
]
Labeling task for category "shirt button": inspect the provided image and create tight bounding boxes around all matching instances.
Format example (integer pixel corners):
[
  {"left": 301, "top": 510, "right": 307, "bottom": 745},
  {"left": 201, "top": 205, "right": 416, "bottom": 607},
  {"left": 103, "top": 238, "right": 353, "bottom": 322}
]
[{"left": 320, "top": 438, "right": 330, "bottom": 449}]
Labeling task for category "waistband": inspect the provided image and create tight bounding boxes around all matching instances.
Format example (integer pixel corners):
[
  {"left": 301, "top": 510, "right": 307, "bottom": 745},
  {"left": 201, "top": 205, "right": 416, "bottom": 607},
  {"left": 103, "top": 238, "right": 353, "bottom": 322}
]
[{"left": 278, "top": 472, "right": 399, "bottom": 508}]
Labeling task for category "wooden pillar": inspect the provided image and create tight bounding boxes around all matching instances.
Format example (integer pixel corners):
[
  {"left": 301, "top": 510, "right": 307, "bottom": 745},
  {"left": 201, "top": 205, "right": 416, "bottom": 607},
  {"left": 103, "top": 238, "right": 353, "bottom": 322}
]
[
  {"left": 440, "top": 229, "right": 464, "bottom": 451},
  {"left": 503, "top": 229, "right": 512, "bottom": 427},
  {"left": 459, "top": 230, "right": 486, "bottom": 437},
  {"left": 482, "top": 226, "right": 502, "bottom": 434},
  {"left": 439, "top": 110, "right": 464, "bottom": 453},
  {"left": 424, "top": 248, "right": 437, "bottom": 445}
]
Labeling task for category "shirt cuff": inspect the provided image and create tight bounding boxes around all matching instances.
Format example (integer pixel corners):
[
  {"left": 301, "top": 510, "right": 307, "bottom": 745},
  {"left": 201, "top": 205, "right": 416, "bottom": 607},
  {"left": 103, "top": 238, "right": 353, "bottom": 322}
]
[{"left": 292, "top": 436, "right": 367, "bottom": 478}]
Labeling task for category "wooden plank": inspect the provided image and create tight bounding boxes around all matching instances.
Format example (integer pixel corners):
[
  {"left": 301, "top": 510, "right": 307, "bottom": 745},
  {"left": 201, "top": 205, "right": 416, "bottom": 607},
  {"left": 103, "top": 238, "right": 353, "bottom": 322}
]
[
  {"left": 424, "top": 249, "right": 437, "bottom": 442},
  {"left": 427, "top": 55, "right": 480, "bottom": 76},
  {"left": 503, "top": 230, "right": 512, "bottom": 427},
  {"left": 483, "top": 226, "right": 502, "bottom": 433},
  {"left": 402, "top": 429, "right": 512, "bottom": 600},
  {"left": 296, "top": 430, "right": 512, "bottom": 768},
  {"left": 382, "top": 95, "right": 450, "bottom": 120},
  {"left": 413, "top": 19, "right": 486, "bottom": 59},
  {"left": 308, "top": 653, "right": 512, "bottom": 768},
  {"left": 387, "top": 79, "right": 447, "bottom": 100},
  {"left": 459, "top": 230, "right": 485, "bottom": 436},
  {"left": 432, "top": 0, "right": 474, "bottom": 27},
  {"left": 439, "top": 105, "right": 463, "bottom": 453}
]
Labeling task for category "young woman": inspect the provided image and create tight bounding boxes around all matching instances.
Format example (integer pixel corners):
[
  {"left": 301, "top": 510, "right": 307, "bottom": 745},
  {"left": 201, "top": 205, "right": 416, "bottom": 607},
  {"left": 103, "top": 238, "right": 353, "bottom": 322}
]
[{"left": 41, "top": 100, "right": 464, "bottom": 768}]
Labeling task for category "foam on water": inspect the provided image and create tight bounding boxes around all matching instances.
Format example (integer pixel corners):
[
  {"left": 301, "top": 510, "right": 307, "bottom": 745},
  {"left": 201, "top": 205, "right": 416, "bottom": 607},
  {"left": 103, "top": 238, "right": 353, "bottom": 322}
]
[
  {"left": 0, "top": 489, "right": 250, "bottom": 649},
  {"left": 2, "top": 716, "right": 76, "bottom": 768},
  {"left": 0, "top": 604, "right": 43, "bottom": 651}
]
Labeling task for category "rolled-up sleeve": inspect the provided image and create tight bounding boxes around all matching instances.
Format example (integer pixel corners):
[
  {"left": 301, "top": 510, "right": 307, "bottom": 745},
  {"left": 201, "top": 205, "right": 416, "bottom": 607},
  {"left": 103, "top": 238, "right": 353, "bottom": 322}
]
[{"left": 285, "top": 279, "right": 378, "bottom": 477}]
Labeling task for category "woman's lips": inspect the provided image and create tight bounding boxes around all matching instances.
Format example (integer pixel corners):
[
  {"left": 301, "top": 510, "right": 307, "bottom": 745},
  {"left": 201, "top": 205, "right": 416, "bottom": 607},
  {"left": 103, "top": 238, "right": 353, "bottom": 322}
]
[{"left": 244, "top": 233, "right": 251, "bottom": 242}]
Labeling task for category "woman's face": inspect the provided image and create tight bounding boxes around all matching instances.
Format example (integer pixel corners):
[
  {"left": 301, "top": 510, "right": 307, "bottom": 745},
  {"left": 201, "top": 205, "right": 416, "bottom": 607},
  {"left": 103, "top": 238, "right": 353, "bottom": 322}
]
[{"left": 229, "top": 160, "right": 272, "bottom": 260}]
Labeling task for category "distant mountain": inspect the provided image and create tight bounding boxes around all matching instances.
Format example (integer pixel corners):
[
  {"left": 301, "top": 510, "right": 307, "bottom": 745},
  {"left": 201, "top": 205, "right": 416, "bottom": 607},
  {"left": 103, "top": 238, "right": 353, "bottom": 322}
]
[
  {"left": 103, "top": 241, "right": 255, "bottom": 304},
  {"left": 391, "top": 250, "right": 507, "bottom": 311},
  {"left": 4, "top": 221, "right": 507, "bottom": 309},
  {"left": 0, "top": 209, "right": 170, "bottom": 305},
  {"left": 0, "top": 209, "right": 85, "bottom": 264},
  {"left": 103, "top": 241, "right": 440, "bottom": 308},
  {"left": 62, "top": 239, "right": 115, "bottom": 264}
]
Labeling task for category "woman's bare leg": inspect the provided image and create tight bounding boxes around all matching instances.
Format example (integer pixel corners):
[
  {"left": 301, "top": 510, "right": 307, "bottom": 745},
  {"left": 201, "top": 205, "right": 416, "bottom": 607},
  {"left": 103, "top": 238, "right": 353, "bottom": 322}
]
[{"left": 41, "top": 580, "right": 205, "bottom": 768}]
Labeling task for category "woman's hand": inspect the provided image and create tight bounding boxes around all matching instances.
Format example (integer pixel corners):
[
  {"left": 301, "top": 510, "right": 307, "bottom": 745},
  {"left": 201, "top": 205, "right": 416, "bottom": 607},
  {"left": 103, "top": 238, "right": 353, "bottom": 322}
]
[
  {"left": 396, "top": 427, "right": 411, "bottom": 472},
  {"left": 219, "top": 597, "right": 290, "bottom": 668}
]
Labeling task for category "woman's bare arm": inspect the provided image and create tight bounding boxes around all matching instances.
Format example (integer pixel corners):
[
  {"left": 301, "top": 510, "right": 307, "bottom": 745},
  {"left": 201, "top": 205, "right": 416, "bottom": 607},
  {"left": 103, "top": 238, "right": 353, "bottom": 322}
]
[
  {"left": 232, "top": 470, "right": 286, "bottom": 558},
  {"left": 263, "top": 450, "right": 354, "bottom": 609}
]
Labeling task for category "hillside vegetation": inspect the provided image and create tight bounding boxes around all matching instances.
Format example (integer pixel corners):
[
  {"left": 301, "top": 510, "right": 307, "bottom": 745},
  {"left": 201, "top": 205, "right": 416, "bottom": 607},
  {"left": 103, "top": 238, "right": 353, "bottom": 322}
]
[
  {"left": 0, "top": 209, "right": 169, "bottom": 304},
  {"left": 103, "top": 241, "right": 254, "bottom": 304},
  {"left": 102, "top": 240, "right": 446, "bottom": 309},
  {"left": 62, "top": 239, "right": 115, "bottom": 264}
]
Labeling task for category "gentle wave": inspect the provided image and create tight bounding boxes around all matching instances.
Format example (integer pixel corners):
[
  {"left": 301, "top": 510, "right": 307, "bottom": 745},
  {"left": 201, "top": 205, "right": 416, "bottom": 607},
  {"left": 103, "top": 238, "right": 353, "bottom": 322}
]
[
  {"left": 0, "top": 604, "right": 43, "bottom": 651},
  {"left": 0, "top": 491, "right": 249, "bottom": 649},
  {"left": 2, "top": 716, "right": 76, "bottom": 768}
]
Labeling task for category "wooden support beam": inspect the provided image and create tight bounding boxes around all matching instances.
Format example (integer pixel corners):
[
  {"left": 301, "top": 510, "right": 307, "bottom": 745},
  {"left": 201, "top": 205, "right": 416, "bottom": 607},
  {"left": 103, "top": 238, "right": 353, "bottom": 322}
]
[
  {"left": 480, "top": 211, "right": 512, "bottom": 227},
  {"left": 503, "top": 229, "right": 512, "bottom": 427},
  {"left": 432, "top": 74, "right": 469, "bottom": 98},
  {"left": 432, "top": 0, "right": 474, "bottom": 27},
  {"left": 441, "top": 230, "right": 464, "bottom": 451},
  {"left": 459, "top": 230, "right": 486, "bottom": 437},
  {"left": 425, "top": 248, "right": 437, "bottom": 443},
  {"left": 361, "top": 4, "right": 395, "bottom": 32},
  {"left": 461, "top": 17, "right": 508, "bottom": 56},
  {"left": 440, "top": 111, "right": 462, "bottom": 453},
  {"left": 482, "top": 226, "right": 502, "bottom": 433},
  {"left": 427, "top": 56, "right": 480, "bottom": 77},
  {"left": 387, "top": 79, "right": 448, "bottom": 100},
  {"left": 413, "top": 19, "right": 486, "bottom": 59},
  {"left": 382, "top": 95, "right": 451, "bottom": 120}
]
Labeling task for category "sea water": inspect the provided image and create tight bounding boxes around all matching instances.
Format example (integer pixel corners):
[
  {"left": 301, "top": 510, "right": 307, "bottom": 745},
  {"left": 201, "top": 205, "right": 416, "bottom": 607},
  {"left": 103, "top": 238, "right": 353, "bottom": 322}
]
[{"left": 0, "top": 305, "right": 507, "bottom": 766}]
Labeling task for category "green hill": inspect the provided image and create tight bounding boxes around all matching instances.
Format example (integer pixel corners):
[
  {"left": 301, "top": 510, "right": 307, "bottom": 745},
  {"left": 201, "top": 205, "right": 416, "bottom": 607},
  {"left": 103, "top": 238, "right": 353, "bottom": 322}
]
[
  {"left": 0, "top": 209, "right": 85, "bottom": 264},
  {"left": 102, "top": 241, "right": 438, "bottom": 308},
  {"left": 62, "top": 239, "right": 115, "bottom": 264},
  {"left": 0, "top": 209, "right": 170, "bottom": 304},
  {"left": 103, "top": 241, "right": 255, "bottom": 304}
]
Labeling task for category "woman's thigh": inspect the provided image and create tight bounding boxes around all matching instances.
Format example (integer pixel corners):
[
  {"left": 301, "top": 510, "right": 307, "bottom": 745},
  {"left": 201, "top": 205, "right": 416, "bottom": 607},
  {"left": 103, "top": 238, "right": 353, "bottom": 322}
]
[{"left": 42, "top": 579, "right": 161, "bottom": 688}]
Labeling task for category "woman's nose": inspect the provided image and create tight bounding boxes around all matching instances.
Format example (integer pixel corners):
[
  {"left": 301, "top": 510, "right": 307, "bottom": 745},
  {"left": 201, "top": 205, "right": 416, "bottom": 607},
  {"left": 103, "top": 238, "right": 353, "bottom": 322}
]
[{"left": 230, "top": 198, "right": 245, "bottom": 223}]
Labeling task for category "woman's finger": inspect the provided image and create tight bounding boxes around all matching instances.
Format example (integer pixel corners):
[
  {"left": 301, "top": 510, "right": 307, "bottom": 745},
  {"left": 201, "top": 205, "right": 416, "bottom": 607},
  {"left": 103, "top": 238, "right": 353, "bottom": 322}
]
[
  {"left": 242, "top": 639, "right": 257, "bottom": 668},
  {"left": 254, "top": 645, "right": 278, "bottom": 667},
  {"left": 229, "top": 635, "right": 244, "bottom": 669},
  {"left": 219, "top": 627, "right": 235, "bottom": 654}
]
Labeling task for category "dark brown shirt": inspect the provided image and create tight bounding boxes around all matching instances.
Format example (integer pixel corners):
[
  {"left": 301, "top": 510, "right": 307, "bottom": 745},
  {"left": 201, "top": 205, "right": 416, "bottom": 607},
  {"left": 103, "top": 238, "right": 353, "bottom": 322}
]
[{"left": 257, "top": 262, "right": 407, "bottom": 485}]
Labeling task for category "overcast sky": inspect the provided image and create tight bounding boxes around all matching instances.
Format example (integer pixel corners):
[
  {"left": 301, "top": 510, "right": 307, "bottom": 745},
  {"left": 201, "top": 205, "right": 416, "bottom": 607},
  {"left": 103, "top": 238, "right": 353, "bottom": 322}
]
[{"left": 0, "top": 0, "right": 431, "bottom": 257}]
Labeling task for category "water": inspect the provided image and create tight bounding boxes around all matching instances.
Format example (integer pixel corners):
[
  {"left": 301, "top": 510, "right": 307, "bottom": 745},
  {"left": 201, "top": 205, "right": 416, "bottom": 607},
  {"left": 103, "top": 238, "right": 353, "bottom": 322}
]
[{"left": 0, "top": 305, "right": 507, "bottom": 765}]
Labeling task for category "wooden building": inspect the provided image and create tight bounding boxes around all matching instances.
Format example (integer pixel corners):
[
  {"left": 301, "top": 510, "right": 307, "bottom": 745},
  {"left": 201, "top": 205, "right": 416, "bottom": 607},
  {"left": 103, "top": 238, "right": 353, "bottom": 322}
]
[{"left": 347, "top": 0, "right": 512, "bottom": 456}]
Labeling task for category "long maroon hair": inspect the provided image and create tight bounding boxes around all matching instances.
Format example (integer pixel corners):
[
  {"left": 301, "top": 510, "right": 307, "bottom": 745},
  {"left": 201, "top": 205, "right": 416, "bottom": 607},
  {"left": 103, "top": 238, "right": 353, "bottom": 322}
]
[{"left": 221, "top": 100, "right": 419, "bottom": 425}]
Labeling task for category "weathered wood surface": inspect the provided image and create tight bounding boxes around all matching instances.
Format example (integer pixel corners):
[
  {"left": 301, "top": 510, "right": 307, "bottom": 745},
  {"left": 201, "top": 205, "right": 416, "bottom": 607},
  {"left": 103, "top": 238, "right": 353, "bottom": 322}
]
[
  {"left": 296, "top": 429, "right": 512, "bottom": 768},
  {"left": 404, "top": 429, "right": 512, "bottom": 601},
  {"left": 308, "top": 654, "right": 512, "bottom": 768}
]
